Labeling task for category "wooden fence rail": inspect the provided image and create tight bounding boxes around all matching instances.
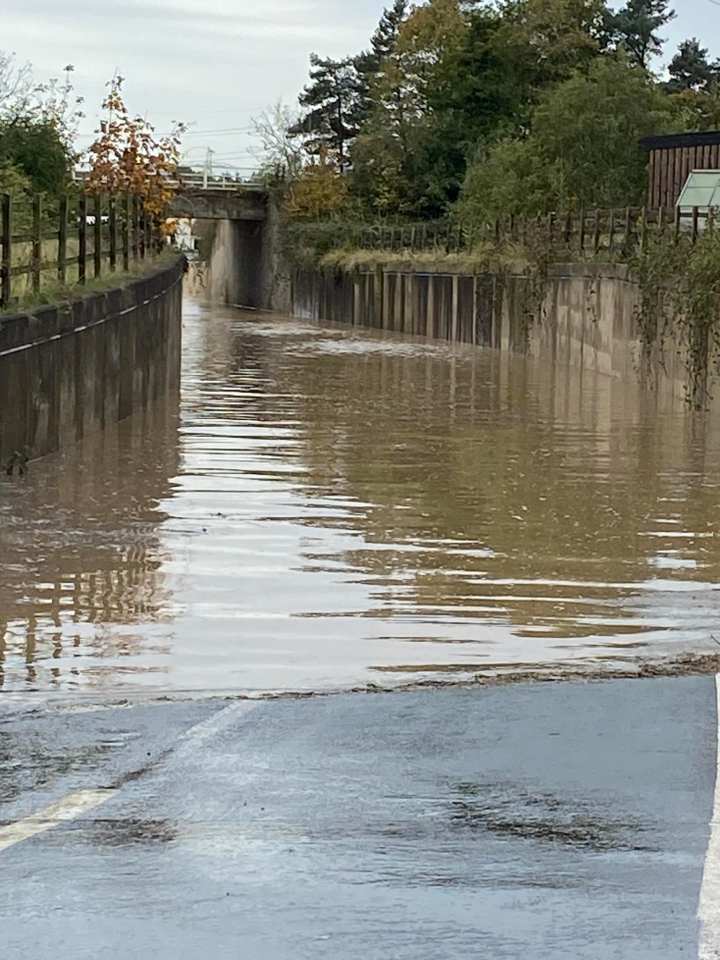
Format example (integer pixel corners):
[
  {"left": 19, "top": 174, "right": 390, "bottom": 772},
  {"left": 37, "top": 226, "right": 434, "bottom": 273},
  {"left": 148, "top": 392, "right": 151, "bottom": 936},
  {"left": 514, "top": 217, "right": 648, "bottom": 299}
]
[
  {"left": 0, "top": 192, "right": 161, "bottom": 309},
  {"left": 352, "top": 205, "right": 717, "bottom": 256}
]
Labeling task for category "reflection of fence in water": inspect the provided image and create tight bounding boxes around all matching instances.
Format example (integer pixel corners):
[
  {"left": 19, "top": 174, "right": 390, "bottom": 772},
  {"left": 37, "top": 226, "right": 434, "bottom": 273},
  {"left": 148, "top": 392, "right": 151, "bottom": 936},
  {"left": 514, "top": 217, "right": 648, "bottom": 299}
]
[
  {"left": 0, "top": 542, "right": 175, "bottom": 691},
  {"left": 0, "top": 369, "right": 181, "bottom": 691}
]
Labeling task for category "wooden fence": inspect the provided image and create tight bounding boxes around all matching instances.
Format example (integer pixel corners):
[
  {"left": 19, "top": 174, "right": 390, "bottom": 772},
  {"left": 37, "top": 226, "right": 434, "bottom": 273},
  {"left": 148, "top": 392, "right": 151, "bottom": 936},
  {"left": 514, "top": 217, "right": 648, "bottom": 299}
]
[
  {"left": 0, "top": 192, "right": 161, "bottom": 310},
  {"left": 354, "top": 205, "right": 718, "bottom": 255}
]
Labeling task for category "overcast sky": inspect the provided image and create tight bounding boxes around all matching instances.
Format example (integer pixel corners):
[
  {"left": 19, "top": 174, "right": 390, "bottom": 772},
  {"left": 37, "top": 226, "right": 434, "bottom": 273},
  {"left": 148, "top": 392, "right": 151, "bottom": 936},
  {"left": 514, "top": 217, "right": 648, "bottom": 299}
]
[{"left": 3, "top": 0, "right": 719, "bottom": 172}]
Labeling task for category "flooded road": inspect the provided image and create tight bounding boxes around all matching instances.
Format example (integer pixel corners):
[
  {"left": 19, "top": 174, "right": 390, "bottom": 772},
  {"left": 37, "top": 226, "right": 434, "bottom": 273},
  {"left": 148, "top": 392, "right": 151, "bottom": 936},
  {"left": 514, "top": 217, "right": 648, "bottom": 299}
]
[{"left": 2, "top": 297, "right": 720, "bottom": 697}]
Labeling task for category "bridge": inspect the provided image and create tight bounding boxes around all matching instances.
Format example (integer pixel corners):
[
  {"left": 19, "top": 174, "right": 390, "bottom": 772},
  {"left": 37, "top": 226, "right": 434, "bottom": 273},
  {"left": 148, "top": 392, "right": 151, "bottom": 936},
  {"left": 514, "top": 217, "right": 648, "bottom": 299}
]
[
  {"left": 168, "top": 171, "right": 282, "bottom": 311},
  {"left": 72, "top": 168, "right": 282, "bottom": 310},
  {"left": 167, "top": 171, "right": 269, "bottom": 221},
  {"left": 74, "top": 167, "right": 270, "bottom": 221}
]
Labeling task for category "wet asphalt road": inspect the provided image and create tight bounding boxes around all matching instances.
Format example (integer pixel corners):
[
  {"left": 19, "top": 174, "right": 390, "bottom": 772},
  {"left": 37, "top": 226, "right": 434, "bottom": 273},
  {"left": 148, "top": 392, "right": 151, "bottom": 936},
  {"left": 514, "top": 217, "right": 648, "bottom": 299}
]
[{"left": 0, "top": 678, "right": 717, "bottom": 959}]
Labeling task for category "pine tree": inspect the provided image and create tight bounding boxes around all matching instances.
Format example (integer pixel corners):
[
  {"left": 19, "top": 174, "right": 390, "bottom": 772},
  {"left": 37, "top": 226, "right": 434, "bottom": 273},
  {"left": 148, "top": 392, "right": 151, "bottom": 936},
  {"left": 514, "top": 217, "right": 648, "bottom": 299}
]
[
  {"left": 369, "top": 0, "right": 409, "bottom": 69},
  {"left": 354, "top": 1, "right": 409, "bottom": 125},
  {"left": 605, "top": 0, "right": 675, "bottom": 70},
  {"left": 289, "top": 55, "right": 365, "bottom": 168},
  {"left": 666, "top": 39, "right": 719, "bottom": 93}
]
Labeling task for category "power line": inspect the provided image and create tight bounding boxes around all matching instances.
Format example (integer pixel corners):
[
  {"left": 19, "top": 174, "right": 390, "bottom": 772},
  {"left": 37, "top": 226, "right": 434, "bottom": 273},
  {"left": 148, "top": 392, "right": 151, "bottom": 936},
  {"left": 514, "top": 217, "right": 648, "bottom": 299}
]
[{"left": 181, "top": 127, "right": 254, "bottom": 136}]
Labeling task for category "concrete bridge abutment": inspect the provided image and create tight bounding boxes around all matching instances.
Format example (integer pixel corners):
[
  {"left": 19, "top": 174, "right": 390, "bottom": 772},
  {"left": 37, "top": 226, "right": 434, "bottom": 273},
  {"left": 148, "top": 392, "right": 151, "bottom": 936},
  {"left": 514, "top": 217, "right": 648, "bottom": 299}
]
[{"left": 170, "top": 187, "right": 289, "bottom": 313}]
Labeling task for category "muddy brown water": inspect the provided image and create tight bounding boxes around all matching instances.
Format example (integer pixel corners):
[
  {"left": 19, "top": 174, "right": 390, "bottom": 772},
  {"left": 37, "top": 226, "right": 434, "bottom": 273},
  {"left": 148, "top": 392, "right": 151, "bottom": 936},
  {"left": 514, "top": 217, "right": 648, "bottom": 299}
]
[{"left": 2, "top": 297, "right": 720, "bottom": 698}]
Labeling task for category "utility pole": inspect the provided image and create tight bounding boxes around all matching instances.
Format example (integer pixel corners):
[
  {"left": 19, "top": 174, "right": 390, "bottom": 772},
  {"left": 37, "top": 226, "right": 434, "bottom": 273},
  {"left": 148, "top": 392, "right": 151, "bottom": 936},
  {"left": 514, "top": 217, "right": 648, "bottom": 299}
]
[{"left": 203, "top": 147, "right": 215, "bottom": 189}]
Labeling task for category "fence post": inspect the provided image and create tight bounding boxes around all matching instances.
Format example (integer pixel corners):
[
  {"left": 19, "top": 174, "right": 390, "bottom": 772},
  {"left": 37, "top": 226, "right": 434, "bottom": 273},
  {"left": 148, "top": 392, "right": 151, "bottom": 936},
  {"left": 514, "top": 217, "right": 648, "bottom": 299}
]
[
  {"left": 639, "top": 206, "right": 648, "bottom": 254},
  {"left": 123, "top": 194, "right": 131, "bottom": 270},
  {"left": 593, "top": 209, "right": 601, "bottom": 254},
  {"left": 1, "top": 193, "right": 10, "bottom": 307},
  {"left": 623, "top": 207, "right": 632, "bottom": 253},
  {"left": 133, "top": 196, "right": 141, "bottom": 261},
  {"left": 144, "top": 211, "right": 152, "bottom": 256},
  {"left": 140, "top": 199, "right": 147, "bottom": 259},
  {"left": 32, "top": 194, "right": 42, "bottom": 294},
  {"left": 109, "top": 196, "right": 117, "bottom": 270},
  {"left": 674, "top": 205, "right": 681, "bottom": 245},
  {"left": 608, "top": 209, "right": 616, "bottom": 254},
  {"left": 709, "top": 206, "right": 716, "bottom": 235},
  {"left": 78, "top": 194, "right": 87, "bottom": 284},
  {"left": 563, "top": 210, "right": 572, "bottom": 246},
  {"left": 578, "top": 208, "right": 586, "bottom": 252},
  {"left": 94, "top": 193, "right": 102, "bottom": 278},
  {"left": 658, "top": 206, "right": 665, "bottom": 233},
  {"left": 57, "top": 194, "right": 68, "bottom": 284},
  {"left": 692, "top": 206, "right": 699, "bottom": 244}
]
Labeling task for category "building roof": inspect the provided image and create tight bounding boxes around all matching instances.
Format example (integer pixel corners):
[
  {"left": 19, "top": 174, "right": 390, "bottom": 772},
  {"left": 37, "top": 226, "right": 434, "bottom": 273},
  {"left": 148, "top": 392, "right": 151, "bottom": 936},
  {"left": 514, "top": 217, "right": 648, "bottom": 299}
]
[{"left": 640, "top": 131, "right": 720, "bottom": 151}]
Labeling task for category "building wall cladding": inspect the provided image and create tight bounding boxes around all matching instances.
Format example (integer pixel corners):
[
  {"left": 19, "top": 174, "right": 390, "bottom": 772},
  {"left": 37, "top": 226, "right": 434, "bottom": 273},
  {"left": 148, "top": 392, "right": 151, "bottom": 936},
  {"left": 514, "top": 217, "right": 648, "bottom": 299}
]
[
  {"left": 641, "top": 131, "right": 720, "bottom": 208},
  {"left": 0, "top": 256, "right": 184, "bottom": 465},
  {"left": 291, "top": 264, "right": 688, "bottom": 391}
]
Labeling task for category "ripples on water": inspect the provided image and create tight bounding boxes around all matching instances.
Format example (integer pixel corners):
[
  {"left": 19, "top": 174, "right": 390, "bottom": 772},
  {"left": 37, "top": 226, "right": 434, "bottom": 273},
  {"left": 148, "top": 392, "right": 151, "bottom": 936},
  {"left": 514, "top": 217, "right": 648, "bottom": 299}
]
[{"left": 1, "top": 297, "right": 720, "bottom": 695}]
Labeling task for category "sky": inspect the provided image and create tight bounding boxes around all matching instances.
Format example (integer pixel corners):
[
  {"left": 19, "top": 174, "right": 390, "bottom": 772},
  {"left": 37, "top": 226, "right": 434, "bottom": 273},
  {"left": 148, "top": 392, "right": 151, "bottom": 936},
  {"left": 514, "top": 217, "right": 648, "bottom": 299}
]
[{"left": 2, "top": 0, "right": 719, "bottom": 172}]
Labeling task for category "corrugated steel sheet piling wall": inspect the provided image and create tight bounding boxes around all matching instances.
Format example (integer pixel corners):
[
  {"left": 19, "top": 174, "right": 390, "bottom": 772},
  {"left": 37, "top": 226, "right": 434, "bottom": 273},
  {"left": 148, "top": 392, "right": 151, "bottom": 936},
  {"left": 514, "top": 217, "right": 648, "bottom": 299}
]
[{"left": 291, "top": 264, "right": 687, "bottom": 388}]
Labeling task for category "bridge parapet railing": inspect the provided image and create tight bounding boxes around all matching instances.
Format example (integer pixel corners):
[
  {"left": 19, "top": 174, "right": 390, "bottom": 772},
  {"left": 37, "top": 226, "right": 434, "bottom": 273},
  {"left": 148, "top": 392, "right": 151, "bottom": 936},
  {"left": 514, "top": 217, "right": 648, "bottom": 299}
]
[
  {"left": 172, "top": 171, "right": 265, "bottom": 191},
  {"left": 0, "top": 191, "right": 159, "bottom": 310},
  {"left": 73, "top": 169, "right": 265, "bottom": 193}
]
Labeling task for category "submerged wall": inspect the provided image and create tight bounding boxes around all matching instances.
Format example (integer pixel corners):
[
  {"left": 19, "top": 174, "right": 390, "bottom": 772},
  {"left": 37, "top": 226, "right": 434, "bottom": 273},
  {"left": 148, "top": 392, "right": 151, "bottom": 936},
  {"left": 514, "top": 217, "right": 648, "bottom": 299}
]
[
  {"left": 0, "top": 256, "right": 184, "bottom": 465},
  {"left": 291, "top": 263, "right": 687, "bottom": 389}
]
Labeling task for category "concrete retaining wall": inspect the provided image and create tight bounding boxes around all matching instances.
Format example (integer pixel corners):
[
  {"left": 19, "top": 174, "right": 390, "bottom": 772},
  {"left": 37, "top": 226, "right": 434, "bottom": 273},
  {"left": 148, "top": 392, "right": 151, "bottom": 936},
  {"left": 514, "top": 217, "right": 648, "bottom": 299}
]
[
  {"left": 291, "top": 263, "right": 687, "bottom": 388},
  {"left": 0, "top": 256, "right": 184, "bottom": 465}
]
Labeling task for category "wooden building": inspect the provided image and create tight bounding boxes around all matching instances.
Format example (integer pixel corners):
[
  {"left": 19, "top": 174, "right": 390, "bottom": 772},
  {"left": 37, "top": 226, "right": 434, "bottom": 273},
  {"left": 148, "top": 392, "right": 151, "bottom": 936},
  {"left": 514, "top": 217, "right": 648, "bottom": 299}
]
[{"left": 641, "top": 131, "right": 720, "bottom": 208}]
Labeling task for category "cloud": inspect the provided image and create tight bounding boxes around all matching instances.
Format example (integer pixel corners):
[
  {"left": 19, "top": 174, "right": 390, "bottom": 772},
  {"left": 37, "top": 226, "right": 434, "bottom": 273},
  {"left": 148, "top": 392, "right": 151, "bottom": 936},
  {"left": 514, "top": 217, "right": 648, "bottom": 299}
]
[
  {"left": 3, "top": 0, "right": 386, "bottom": 158},
  {"left": 3, "top": 0, "right": 717, "bottom": 169}
]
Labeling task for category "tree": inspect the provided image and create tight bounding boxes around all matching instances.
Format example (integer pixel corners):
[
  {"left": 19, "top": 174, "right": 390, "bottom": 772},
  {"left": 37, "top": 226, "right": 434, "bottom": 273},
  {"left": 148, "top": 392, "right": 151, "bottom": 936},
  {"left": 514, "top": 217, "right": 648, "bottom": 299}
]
[
  {"left": 457, "top": 56, "right": 680, "bottom": 221},
  {"left": 496, "top": 0, "right": 610, "bottom": 86},
  {"left": 32, "top": 65, "right": 84, "bottom": 154},
  {"left": 604, "top": 0, "right": 675, "bottom": 70},
  {"left": 0, "top": 56, "right": 82, "bottom": 195},
  {"left": 252, "top": 101, "right": 305, "bottom": 180},
  {"left": 666, "top": 39, "right": 719, "bottom": 93},
  {"left": 85, "top": 77, "right": 185, "bottom": 220},
  {"left": 289, "top": 55, "right": 365, "bottom": 168},
  {"left": 284, "top": 151, "right": 349, "bottom": 220},
  {"left": 359, "top": 0, "right": 409, "bottom": 79},
  {"left": 413, "top": 6, "right": 531, "bottom": 206},
  {"left": 0, "top": 52, "right": 33, "bottom": 119},
  {"left": 0, "top": 119, "right": 69, "bottom": 194},
  {"left": 355, "top": 1, "right": 409, "bottom": 125},
  {"left": 350, "top": 0, "right": 469, "bottom": 217}
]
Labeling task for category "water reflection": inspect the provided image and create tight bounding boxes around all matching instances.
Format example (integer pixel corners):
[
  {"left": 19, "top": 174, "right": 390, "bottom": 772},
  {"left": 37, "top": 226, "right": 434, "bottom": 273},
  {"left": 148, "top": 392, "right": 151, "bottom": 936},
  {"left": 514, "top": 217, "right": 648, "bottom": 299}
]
[
  {"left": 1, "top": 298, "right": 720, "bottom": 695},
  {"left": 0, "top": 394, "right": 179, "bottom": 692}
]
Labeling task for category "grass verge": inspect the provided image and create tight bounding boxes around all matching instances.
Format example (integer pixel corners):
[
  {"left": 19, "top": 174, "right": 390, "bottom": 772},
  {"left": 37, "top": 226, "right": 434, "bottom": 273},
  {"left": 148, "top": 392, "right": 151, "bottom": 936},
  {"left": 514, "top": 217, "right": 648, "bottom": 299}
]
[{"left": 1, "top": 250, "right": 181, "bottom": 317}]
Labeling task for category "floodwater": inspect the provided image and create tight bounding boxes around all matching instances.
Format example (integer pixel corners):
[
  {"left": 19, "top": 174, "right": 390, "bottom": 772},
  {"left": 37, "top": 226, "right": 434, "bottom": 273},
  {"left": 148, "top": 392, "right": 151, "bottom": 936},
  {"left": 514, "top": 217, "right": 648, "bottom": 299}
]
[{"left": 2, "top": 297, "right": 720, "bottom": 697}]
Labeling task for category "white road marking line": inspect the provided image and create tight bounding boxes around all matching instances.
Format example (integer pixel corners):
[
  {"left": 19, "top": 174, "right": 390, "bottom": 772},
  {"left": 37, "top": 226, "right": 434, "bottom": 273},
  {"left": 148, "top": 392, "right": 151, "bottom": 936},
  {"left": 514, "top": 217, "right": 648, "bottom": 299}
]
[
  {"left": 0, "top": 790, "right": 114, "bottom": 854},
  {"left": 0, "top": 699, "right": 260, "bottom": 857},
  {"left": 699, "top": 674, "right": 720, "bottom": 959},
  {"left": 173, "top": 701, "right": 261, "bottom": 756}
]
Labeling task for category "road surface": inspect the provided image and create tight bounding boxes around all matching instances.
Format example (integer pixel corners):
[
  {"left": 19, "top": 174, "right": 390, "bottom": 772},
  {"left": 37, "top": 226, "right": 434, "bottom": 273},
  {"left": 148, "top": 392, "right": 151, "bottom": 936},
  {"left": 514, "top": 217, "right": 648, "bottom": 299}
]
[{"left": 0, "top": 678, "right": 718, "bottom": 959}]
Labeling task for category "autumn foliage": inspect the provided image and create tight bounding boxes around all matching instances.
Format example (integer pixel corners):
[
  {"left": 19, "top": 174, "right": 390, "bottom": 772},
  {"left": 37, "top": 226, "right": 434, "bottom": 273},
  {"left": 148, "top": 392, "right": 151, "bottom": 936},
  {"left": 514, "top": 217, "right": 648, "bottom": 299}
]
[
  {"left": 284, "top": 150, "right": 349, "bottom": 221},
  {"left": 85, "top": 77, "right": 185, "bottom": 220}
]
